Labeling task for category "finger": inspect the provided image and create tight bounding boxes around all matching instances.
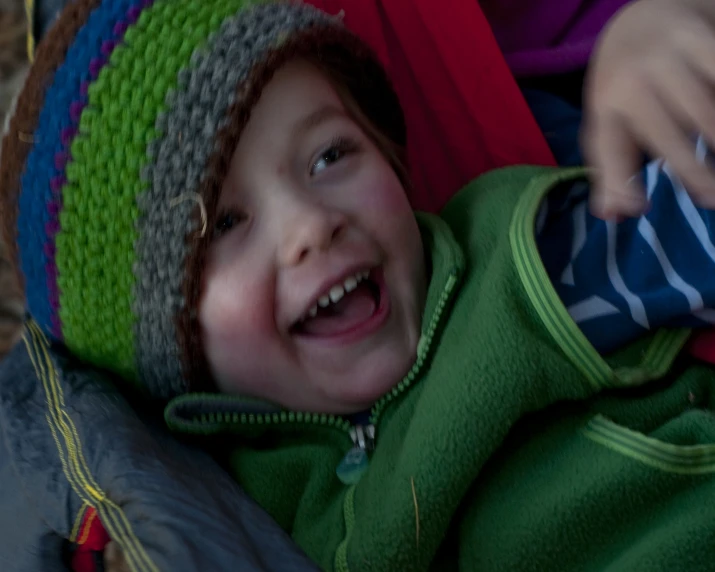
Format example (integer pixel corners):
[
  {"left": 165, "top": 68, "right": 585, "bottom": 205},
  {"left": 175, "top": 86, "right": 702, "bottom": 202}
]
[
  {"left": 650, "top": 58, "right": 715, "bottom": 153},
  {"left": 672, "top": 18, "right": 715, "bottom": 85},
  {"left": 626, "top": 87, "right": 715, "bottom": 207},
  {"left": 583, "top": 113, "right": 647, "bottom": 219}
]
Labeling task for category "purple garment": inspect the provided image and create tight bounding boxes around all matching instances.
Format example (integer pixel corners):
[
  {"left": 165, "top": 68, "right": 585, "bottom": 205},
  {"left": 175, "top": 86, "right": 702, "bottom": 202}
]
[{"left": 480, "top": 0, "right": 631, "bottom": 77}]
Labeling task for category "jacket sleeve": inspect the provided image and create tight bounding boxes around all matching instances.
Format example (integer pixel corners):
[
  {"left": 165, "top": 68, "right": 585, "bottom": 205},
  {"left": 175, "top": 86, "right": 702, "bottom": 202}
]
[
  {"left": 0, "top": 324, "right": 319, "bottom": 572},
  {"left": 0, "top": 449, "right": 70, "bottom": 571},
  {"left": 0, "top": 347, "right": 71, "bottom": 571}
]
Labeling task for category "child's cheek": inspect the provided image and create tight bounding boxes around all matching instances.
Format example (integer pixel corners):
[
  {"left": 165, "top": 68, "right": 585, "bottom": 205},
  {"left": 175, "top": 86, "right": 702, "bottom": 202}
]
[
  {"left": 200, "top": 267, "right": 269, "bottom": 341},
  {"left": 355, "top": 167, "right": 411, "bottom": 219}
]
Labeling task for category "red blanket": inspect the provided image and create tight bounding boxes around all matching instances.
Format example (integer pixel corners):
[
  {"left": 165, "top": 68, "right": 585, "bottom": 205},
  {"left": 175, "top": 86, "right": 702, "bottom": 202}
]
[{"left": 310, "top": 0, "right": 556, "bottom": 212}]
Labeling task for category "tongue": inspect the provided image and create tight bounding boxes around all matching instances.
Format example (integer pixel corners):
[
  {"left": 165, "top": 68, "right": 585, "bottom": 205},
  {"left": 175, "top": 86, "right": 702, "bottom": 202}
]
[{"left": 301, "top": 284, "right": 377, "bottom": 336}]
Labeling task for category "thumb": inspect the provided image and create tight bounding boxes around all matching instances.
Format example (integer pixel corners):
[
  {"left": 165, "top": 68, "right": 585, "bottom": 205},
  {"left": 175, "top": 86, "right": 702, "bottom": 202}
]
[
  {"left": 104, "top": 541, "right": 131, "bottom": 572},
  {"left": 583, "top": 114, "right": 648, "bottom": 220}
]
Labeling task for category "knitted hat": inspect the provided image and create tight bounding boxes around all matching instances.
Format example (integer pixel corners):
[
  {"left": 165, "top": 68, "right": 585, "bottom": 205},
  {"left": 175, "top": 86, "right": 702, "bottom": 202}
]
[{"left": 0, "top": 0, "right": 405, "bottom": 399}]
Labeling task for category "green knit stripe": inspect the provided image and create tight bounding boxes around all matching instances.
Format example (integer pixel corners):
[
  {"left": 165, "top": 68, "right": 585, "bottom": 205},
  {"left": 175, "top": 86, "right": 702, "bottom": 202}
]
[
  {"left": 58, "top": 0, "right": 262, "bottom": 378},
  {"left": 510, "top": 167, "right": 611, "bottom": 389},
  {"left": 584, "top": 415, "right": 715, "bottom": 475}
]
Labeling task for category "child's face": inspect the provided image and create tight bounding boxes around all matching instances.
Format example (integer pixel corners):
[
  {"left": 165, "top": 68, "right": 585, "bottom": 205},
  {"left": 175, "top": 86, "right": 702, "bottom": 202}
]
[{"left": 199, "top": 59, "right": 426, "bottom": 413}]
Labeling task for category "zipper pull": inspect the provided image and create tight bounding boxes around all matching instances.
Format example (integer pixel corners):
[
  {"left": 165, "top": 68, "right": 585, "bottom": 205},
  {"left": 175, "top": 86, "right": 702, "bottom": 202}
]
[{"left": 336, "top": 424, "right": 375, "bottom": 485}]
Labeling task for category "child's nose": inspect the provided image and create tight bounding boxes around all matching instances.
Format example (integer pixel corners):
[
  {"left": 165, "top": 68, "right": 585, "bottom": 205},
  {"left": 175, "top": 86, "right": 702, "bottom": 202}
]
[{"left": 278, "top": 202, "right": 347, "bottom": 267}]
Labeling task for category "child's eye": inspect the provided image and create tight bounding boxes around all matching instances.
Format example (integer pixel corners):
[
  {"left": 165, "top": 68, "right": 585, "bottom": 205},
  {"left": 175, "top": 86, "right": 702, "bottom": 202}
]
[
  {"left": 310, "top": 137, "right": 358, "bottom": 176},
  {"left": 213, "top": 210, "right": 246, "bottom": 240}
]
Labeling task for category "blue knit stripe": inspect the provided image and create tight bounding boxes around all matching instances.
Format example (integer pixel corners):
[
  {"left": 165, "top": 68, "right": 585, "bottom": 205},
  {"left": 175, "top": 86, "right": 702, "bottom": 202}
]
[{"left": 17, "top": 0, "right": 137, "bottom": 337}]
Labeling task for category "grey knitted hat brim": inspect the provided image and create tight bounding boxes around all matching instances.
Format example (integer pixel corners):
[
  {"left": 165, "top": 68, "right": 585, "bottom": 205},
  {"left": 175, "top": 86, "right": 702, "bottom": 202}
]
[{"left": 134, "top": 3, "right": 334, "bottom": 398}]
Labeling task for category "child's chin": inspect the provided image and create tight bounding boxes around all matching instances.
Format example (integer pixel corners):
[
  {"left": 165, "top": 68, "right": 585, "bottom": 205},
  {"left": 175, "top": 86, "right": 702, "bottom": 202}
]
[{"left": 334, "top": 357, "right": 416, "bottom": 408}]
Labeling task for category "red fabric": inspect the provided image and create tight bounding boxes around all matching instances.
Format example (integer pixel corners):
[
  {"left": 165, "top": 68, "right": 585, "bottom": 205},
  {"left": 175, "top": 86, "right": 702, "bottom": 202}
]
[
  {"left": 71, "top": 508, "right": 111, "bottom": 572},
  {"left": 689, "top": 331, "right": 715, "bottom": 364},
  {"left": 307, "top": 0, "right": 556, "bottom": 213}
]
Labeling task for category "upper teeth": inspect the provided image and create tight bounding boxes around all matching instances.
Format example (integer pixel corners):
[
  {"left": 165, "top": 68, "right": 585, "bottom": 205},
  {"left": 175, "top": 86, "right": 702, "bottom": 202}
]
[{"left": 306, "top": 270, "right": 370, "bottom": 320}]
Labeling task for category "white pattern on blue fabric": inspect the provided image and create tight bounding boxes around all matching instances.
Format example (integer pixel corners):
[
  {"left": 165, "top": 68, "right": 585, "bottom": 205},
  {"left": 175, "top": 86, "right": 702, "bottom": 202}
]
[
  {"left": 560, "top": 201, "right": 587, "bottom": 286},
  {"left": 669, "top": 165, "right": 715, "bottom": 266},
  {"left": 537, "top": 135, "right": 715, "bottom": 353},
  {"left": 567, "top": 296, "right": 621, "bottom": 322},
  {"left": 605, "top": 220, "right": 650, "bottom": 329},
  {"left": 636, "top": 216, "right": 702, "bottom": 311},
  {"left": 644, "top": 159, "right": 662, "bottom": 200}
]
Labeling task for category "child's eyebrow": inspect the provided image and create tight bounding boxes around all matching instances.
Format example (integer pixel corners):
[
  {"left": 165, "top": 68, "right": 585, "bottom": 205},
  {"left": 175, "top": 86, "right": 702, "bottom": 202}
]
[{"left": 293, "top": 105, "right": 346, "bottom": 138}]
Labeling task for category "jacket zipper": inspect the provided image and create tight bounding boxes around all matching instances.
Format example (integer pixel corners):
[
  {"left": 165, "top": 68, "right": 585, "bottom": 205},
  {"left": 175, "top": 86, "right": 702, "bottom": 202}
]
[
  {"left": 336, "top": 424, "right": 376, "bottom": 484},
  {"left": 193, "top": 272, "right": 459, "bottom": 484}
]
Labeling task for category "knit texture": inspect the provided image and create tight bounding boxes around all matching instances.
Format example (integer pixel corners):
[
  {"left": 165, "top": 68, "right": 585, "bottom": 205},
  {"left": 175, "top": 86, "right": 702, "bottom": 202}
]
[
  {"left": 21, "top": 0, "right": 145, "bottom": 341},
  {"left": 0, "top": 0, "right": 403, "bottom": 398},
  {"left": 136, "top": 3, "right": 335, "bottom": 395},
  {"left": 1, "top": 0, "right": 100, "bottom": 278}
]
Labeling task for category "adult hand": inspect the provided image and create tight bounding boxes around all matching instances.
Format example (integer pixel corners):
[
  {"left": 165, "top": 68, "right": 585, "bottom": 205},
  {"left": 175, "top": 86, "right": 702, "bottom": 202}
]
[{"left": 583, "top": 0, "right": 715, "bottom": 219}]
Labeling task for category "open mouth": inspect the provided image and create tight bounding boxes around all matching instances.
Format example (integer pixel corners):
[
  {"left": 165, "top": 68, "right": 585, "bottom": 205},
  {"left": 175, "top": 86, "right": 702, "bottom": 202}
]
[{"left": 291, "top": 268, "right": 385, "bottom": 339}]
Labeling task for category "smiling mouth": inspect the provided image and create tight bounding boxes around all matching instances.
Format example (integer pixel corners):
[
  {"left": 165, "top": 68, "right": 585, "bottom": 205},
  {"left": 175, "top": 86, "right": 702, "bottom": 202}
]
[{"left": 291, "top": 269, "right": 386, "bottom": 339}]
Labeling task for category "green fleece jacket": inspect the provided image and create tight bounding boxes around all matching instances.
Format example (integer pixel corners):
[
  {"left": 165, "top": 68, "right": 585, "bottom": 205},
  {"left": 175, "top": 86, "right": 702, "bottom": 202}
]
[{"left": 166, "top": 165, "right": 715, "bottom": 571}]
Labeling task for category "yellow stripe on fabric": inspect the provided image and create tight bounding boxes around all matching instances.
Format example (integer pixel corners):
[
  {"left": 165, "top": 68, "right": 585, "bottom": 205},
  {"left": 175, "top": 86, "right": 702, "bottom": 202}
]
[
  {"left": 24, "top": 321, "right": 159, "bottom": 572},
  {"left": 70, "top": 501, "right": 91, "bottom": 542},
  {"left": 77, "top": 508, "right": 98, "bottom": 545},
  {"left": 24, "top": 0, "right": 34, "bottom": 61}
]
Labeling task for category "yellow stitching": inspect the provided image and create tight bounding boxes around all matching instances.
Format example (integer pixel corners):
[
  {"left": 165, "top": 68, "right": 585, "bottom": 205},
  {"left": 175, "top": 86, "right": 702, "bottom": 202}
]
[
  {"left": 29, "top": 323, "right": 151, "bottom": 570},
  {"left": 39, "top": 326, "right": 105, "bottom": 496},
  {"left": 32, "top": 330, "right": 147, "bottom": 561},
  {"left": 77, "top": 509, "right": 98, "bottom": 545},
  {"left": 28, "top": 323, "right": 146, "bottom": 565},
  {"left": 26, "top": 330, "right": 112, "bottom": 554},
  {"left": 44, "top": 406, "right": 102, "bottom": 526},
  {"left": 45, "top": 412, "right": 85, "bottom": 501},
  {"left": 31, "top": 324, "right": 105, "bottom": 500},
  {"left": 24, "top": 329, "right": 91, "bottom": 505},
  {"left": 70, "top": 502, "right": 90, "bottom": 543},
  {"left": 28, "top": 321, "right": 158, "bottom": 572},
  {"left": 24, "top": 0, "right": 35, "bottom": 62},
  {"left": 28, "top": 326, "right": 118, "bottom": 540},
  {"left": 95, "top": 504, "right": 145, "bottom": 572},
  {"left": 27, "top": 327, "right": 92, "bottom": 502}
]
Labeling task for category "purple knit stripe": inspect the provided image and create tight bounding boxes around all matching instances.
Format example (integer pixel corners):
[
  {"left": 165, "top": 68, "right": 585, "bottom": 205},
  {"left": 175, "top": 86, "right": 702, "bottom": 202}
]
[{"left": 46, "top": 0, "right": 154, "bottom": 338}]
